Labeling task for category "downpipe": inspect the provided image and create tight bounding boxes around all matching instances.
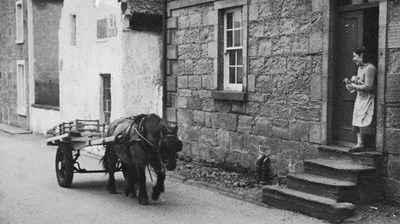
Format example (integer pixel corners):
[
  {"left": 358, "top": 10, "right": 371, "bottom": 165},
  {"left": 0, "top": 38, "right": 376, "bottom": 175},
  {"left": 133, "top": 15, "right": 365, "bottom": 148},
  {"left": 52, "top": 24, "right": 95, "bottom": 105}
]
[{"left": 255, "top": 153, "right": 273, "bottom": 185}]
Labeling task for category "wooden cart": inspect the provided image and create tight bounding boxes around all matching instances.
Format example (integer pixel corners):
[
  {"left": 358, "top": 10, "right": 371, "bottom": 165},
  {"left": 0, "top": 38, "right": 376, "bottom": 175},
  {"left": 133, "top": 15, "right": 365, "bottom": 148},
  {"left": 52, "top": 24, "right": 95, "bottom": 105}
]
[{"left": 46, "top": 119, "right": 121, "bottom": 188}]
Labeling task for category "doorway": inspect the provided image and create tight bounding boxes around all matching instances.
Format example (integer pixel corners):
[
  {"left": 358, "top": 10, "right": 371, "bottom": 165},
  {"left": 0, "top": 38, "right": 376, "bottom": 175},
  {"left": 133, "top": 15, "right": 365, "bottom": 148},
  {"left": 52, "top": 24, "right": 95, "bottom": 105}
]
[{"left": 332, "top": 6, "right": 379, "bottom": 146}]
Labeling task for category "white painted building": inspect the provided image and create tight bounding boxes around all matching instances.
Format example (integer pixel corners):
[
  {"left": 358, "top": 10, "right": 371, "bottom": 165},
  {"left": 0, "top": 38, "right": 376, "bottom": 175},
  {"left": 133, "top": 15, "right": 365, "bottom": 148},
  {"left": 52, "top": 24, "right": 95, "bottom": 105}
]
[{"left": 58, "top": 0, "right": 163, "bottom": 126}]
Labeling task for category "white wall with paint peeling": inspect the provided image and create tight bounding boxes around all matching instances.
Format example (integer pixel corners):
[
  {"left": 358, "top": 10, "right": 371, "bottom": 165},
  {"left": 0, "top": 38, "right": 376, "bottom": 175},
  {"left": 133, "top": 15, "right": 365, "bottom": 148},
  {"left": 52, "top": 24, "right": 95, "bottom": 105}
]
[{"left": 58, "top": 0, "right": 163, "bottom": 124}]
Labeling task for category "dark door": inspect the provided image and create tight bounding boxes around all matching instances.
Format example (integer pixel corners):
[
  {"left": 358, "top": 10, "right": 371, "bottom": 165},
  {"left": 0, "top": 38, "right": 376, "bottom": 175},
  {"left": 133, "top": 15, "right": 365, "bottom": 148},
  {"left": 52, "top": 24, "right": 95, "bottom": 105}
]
[{"left": 333, "top": 11, "right": 364, "bottom": 146}]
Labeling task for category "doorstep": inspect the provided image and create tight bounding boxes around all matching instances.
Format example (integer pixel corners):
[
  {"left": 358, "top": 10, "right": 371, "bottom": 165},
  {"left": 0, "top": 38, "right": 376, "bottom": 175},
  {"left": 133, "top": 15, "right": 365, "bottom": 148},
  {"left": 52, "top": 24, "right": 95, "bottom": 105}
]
[{"left": 0, "top": 124, "right": 32, "bottom": 135}]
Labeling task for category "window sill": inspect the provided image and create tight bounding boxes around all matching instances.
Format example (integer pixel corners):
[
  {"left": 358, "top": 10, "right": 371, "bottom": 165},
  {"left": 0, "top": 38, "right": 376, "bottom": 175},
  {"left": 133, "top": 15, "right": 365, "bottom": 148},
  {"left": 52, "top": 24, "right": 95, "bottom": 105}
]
[
  {"left": 32, "top": 104, "right": 60, "bottom": 111},
  {"left": 211, "top": 91, "right": 247, "bottom": 101},
  {"left": 17, "top": 110, "right": 27, "bottom": 117}
]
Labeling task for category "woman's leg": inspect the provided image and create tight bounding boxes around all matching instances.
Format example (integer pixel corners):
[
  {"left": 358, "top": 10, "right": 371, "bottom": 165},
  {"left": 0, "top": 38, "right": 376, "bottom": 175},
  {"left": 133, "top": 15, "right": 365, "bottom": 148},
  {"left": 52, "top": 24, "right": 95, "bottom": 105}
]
[{"left": 356, "top": 131, "right": 364, "bottom": 147}]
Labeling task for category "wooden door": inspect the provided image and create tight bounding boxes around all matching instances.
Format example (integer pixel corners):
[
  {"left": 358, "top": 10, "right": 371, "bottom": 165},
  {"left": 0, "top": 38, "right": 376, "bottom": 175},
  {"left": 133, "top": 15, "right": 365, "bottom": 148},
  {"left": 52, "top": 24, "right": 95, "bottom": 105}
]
[{"left": 333, "top": 11, "right": 363, "bottom": 146}]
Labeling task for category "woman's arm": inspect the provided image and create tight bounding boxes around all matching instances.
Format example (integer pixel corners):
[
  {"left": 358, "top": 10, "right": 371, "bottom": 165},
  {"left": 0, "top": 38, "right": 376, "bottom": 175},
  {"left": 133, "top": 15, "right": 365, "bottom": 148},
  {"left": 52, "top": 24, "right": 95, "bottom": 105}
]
[{"left": 356, "top": 65, "right": 376, "bottom": 92}]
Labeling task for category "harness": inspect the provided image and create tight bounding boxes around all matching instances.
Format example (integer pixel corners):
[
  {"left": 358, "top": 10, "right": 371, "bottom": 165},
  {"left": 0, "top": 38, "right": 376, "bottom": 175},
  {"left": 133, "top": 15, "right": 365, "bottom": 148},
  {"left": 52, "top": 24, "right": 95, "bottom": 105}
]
[{"left": 117, "top": 116, "right": 174, "bottom": 175}]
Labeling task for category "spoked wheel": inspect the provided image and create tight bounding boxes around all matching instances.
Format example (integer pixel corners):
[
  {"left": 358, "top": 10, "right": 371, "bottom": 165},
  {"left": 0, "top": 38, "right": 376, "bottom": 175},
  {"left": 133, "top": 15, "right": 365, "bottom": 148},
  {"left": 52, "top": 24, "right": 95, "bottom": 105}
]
[{"left": 55, "top": 144, "right": 74, "bottom": 187}]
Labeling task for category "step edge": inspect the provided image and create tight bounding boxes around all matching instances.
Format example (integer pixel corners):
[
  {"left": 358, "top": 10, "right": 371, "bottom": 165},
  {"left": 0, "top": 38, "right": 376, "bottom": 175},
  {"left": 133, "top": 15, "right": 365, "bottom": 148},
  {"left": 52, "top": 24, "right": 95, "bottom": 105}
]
[
  {"left": 263, "top": 185, "right": 356, "bottom": 209},
  {"left": 287, "top": 173, "right": 356, "bottom": 187},
  {"left": 304, "top": 158, "right": 376, "bottom": 171},
  {"left": 318, "top": 145, "right": 382, "bottom": 157}
]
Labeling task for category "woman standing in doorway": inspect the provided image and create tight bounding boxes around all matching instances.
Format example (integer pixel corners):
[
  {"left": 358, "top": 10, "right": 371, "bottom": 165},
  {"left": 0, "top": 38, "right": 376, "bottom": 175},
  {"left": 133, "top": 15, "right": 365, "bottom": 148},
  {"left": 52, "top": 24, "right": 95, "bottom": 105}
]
[{"left": 345, "top": 47, "right": 377, "bottom": 151}]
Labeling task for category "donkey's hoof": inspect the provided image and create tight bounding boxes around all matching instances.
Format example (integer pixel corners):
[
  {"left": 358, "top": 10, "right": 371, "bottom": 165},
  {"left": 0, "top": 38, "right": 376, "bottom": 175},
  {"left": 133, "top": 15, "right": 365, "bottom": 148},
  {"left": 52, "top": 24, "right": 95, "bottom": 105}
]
[
  {"left": 151, "top": 191, "right": 160, "bottom": 201},
  {"left": 108, "top": 188, "right": 117, "bottom": 194},
  {"left": 138, "top": 197, "right": 149, "bottom": 205}
]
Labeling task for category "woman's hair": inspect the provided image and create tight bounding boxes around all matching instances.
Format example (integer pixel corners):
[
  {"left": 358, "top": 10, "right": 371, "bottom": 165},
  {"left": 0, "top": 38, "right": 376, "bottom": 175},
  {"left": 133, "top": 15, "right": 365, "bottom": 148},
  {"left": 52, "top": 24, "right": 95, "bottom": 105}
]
[{"left": 353, "top": 47, "right": 371, "bottom": 63}]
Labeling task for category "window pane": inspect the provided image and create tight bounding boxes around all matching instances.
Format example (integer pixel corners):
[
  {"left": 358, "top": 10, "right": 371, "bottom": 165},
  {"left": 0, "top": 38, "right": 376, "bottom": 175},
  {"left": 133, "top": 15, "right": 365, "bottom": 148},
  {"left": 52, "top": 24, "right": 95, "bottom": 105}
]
[
  {"left": 229, "top": 67, "right": 235, "bottom": 83},
  {"left": 237, "top": 50, "right": 243, "bottom": 65},
  {"left": 227, "top": 31, "right": 233, "bottom": 47},
  {"left": 234, "top": 30, "right": 241, "bottom": 47},
  {"left": 234, "top": 11, "right": 242, "bottom": 28},
  {"left": 237, "top": 67, "right": 243, "bottom": 84},
  {"left": 106, "top": 100, "right": 112, "bottom": 112},
  {"left": 105, "top": 90, "right": 111, "bottom": 100},
  {"left": 227, "top": 13, "right": 233, "bottom": 29},
  {"left": 229, "top": 51, "right": 235, "bottom": 66}
]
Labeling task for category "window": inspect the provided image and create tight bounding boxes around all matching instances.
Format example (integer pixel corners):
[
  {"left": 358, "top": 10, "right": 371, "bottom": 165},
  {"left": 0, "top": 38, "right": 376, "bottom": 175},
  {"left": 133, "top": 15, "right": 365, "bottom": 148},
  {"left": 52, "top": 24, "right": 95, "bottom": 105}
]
[
  {"left": 15, "top": 0, "right": 24, "bottom": 44},
  {"left": 211, "top": 1, "right": 248, "bottom": 100},
  {"left": 70, "top": 14, "right": 76, "bottom": 46},
  {"left": 97, "top": 18, "right": 108, "bottom": 41},
  {"left": 17, "top": 60, "right": 27, "bottom": 116},
  {"left": 101, "top": 74, "right": 111, "bottom": 124},
  {"left": 224, "top": 9, "right": 243, "bottom": 91}
]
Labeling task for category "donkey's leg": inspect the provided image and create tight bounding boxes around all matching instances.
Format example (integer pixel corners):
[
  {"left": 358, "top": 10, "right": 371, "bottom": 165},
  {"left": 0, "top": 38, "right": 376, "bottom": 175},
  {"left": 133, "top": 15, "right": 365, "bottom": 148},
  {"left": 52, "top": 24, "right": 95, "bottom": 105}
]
[
  {"left": 122, "top": 162, "right": 137, "bottom": 198},
  {"left": 106, "top": 146, "right": 119, "bottom": 194},
  {"left": 136, "top": 164, "right": 149, "bottom": 205},
  {"left": 150, "top": 161, "right": 165, "bottom": 201},
  {"left": 151, "top": 170, "right": 166, "bottom": 201}
]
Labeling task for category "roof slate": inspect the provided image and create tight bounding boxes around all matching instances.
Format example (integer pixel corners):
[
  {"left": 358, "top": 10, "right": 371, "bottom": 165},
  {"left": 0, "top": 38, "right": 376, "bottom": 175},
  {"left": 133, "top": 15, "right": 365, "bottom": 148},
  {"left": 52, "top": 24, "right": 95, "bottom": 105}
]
[{"left": 125, "top": 0, "right": 163, "bottom": 15}]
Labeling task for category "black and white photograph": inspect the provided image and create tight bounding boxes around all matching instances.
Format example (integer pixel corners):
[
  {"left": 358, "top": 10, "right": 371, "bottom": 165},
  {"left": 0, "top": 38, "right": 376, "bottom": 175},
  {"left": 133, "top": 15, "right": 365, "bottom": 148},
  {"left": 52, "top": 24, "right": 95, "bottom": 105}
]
[{"left": 1, "top": 0, "right": 400, "bottom": 223}]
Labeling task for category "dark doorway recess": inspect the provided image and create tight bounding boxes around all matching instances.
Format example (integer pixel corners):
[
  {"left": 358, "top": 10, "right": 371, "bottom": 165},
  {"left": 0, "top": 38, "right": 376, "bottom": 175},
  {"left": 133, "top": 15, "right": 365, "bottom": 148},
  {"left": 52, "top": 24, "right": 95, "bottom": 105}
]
[{"left": 332, "top": 6, "right": 378, "bottom": 146}]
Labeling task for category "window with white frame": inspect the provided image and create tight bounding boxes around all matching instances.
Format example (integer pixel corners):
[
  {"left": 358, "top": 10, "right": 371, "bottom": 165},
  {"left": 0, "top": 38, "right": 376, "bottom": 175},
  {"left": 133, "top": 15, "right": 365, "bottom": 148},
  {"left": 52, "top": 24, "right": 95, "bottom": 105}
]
[
  {"left": 17, "top": 60, "right": 27, "bottom": 116},
  {"left": 15, "top": 0, "right": 24, "bottom": 44},
  {"left": 223, "top": 8, "right": 243, "bottom": 91}
]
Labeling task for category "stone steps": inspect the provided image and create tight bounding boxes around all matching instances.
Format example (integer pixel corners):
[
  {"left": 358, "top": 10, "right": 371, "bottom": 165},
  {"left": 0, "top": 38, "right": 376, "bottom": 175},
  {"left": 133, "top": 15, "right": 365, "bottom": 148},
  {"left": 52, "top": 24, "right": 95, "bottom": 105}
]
[
  {"left": 262, "top": 145, "right": 382, "bottom": 222},
  {"left": 318, "top": 145, "right": 382, "bottom": 167},
  {"left": 304, "top": 158, "right": 376, "bottom": 182},
  {"left": 287, "top": 173, "right": 357, "bottom": 202},
  {"left": 262, "top": 185, "right": 356, "bottom": 223}
]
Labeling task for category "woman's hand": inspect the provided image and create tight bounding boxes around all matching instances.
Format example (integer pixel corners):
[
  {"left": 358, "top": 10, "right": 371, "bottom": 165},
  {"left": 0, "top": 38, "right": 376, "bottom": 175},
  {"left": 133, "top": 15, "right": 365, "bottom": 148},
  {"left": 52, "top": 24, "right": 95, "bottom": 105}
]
[
  {"left": 351, "top": 76, "right": 358, "bottom": 82},
  {"left": 343, "top": 78, "right": 351, "bottom": 84},
  {"left": 346, "top": 83, "right": 357, "bottom": 92}
]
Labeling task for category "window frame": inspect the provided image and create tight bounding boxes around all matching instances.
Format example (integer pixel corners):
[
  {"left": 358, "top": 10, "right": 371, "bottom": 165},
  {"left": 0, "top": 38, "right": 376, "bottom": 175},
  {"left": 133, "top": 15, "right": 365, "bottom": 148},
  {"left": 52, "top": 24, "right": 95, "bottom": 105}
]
[
  {"left": 97, "top": 18, "right": 108, "bottom": 42},
  {"left": 223, "top": 8, "right": 244, "bottom": 91},
  {"left": 214, "top": 0, "right": 248, "bottom": 95},
  {"left": 15, "top": 0, "right": 24, "bottom": 44},
  {"left": 16, "top": 60, "right": 27, "bottom": 116}
]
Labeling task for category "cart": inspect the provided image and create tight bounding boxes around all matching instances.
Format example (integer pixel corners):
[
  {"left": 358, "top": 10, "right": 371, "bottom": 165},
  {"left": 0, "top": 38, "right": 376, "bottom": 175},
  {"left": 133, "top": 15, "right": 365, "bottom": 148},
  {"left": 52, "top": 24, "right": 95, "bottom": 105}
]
[{"left": 46, "top": 119, "right": 122, "bottom": 188}]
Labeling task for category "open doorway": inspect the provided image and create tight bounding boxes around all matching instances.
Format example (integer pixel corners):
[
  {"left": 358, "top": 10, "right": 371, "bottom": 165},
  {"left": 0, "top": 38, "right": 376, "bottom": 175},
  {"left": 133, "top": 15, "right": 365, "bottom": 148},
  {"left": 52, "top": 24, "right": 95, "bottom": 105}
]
[
  {"left": 332, "top": 5, "right": 379, "bottom": 147},
  {"left": 100, "top": 74, "right": 111, "bottom": 124}
]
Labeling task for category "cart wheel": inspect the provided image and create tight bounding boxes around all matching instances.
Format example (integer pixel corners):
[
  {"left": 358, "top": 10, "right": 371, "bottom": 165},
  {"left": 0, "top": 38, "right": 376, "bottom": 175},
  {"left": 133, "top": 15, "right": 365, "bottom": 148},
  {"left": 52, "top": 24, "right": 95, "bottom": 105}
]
[{"left": 55, "top": 144, "right": 74, "bottom": 187}]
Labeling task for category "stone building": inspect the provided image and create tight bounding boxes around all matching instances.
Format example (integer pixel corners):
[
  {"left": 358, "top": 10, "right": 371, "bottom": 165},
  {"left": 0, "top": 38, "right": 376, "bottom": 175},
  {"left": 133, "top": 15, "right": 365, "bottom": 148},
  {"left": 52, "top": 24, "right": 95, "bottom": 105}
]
[
  {"left": 165, "top": 0, "right": 400, "bottom": 212},
  {"left": 1, "top": 0, "right": 31, "bottom": 130},
  {"left": 0, "top": 0, "right": 63, "bottom": 133}
]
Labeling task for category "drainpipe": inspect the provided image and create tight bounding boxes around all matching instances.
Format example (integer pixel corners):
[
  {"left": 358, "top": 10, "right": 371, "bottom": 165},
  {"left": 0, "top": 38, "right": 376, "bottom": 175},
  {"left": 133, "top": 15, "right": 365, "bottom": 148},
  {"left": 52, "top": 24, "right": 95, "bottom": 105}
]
[
  {"left": 255, "top": 153, "right": 273, "bottom": 185},
  {"left": 254, "top": 153, "right": 266, "bottom": 182},
  {"left": 161, "top": 0, "right": 167, "bottom": 119},
  {"left": 260, "top": 156, "right": 272, "bottom": 185},
  {"left": 27, "top": 0, "right": 35, "bottom": 131}
]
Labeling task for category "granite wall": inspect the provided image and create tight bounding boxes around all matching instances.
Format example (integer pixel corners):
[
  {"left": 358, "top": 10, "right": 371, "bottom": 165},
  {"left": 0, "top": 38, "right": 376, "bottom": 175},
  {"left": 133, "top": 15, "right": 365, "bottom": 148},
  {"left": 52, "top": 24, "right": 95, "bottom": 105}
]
[
  {"left": 166, "top": 0, "right": 323, "bottom": 175},
  {"left": 383, "top": 0, "right": 400, "bottom": 204}
]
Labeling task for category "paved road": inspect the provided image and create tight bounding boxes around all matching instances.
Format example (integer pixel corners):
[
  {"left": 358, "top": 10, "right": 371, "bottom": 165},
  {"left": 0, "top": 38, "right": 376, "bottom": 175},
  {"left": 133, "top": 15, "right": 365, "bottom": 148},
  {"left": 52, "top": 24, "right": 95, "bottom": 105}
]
[{"left": 0, "top": 132, "right": 326, "bottom": 224}]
